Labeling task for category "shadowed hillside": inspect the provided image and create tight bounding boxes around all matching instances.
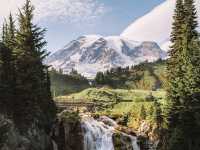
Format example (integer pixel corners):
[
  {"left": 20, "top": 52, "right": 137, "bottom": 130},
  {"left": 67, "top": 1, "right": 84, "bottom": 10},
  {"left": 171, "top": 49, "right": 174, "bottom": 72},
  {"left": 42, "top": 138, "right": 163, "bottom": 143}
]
[{"left": 50, "top": 69, "right": 90, "bottom": 96}]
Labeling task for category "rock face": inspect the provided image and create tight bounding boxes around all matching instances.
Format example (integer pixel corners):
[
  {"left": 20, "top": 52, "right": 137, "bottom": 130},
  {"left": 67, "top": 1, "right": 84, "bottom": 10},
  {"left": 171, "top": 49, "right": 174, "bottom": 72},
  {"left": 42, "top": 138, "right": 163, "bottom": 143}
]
[
  {"left": 51, "top": 111, "right": 84, "bottom": 150},
  {"left": 46, "top": 35, "right": 166, "bottom": 78},
  {"left": 0, "top": 115, "right": 53, "bottom": 150},
  {"left": 0, "top": 111, "right": 84, "bottom": 150},
  {"left": 1, "top": 111, "right": 155, "bottom": 150},
  {"left": 112, "top": 133, "right": 134, "bottom": 150}
]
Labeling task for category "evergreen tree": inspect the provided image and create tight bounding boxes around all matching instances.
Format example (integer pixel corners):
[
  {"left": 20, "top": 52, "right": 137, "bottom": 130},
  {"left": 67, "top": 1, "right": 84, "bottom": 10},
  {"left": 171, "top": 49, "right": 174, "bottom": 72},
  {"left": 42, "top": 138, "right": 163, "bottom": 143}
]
[
  {"left": 14, "top": 0, "right": 56, "bottom": 128},
  {"left": 167, "top": 0, "right": 185, "bottom": 128},
  {"left": 167, "top": 0, "right": 200, "bottom": 149},
  {"left": 6, "top": 14, "right": 16, "bottom": 50},
  {"left": 0, "top": 17, "right": 15, "bottom": 116},
  {"left": 139, "top": 105, "right": 146, "bottom": 120},
  {"left": 95, "top": 72, "right": 105, "bottom": 85},
  {"left": 180, "top": 0, "right": 200, "bottom": 148},
  {"left": 0, "top": 43, "right": 12, "bottom": 115},
  {"left": 1, "top": 23, "right": 6, "bottom": 42},
  {"left": 149, "top": 105, "right": 154, "bottom": 117},
  {"left": 153, "top": 99, "right": 163, "bottom": 129},
  {"left": 42, "top": 68, "right": 57, "bottom": 127},
  {"left": 166, "top": 0, "right": 185, "bottom": 133}
]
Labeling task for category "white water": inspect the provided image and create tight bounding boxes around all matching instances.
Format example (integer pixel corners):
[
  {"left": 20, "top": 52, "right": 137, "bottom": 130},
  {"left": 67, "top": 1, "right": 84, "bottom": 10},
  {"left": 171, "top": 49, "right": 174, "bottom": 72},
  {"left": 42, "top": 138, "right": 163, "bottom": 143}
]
[{"left": 81, "top": 115, "right": 140, "bottom": 150}]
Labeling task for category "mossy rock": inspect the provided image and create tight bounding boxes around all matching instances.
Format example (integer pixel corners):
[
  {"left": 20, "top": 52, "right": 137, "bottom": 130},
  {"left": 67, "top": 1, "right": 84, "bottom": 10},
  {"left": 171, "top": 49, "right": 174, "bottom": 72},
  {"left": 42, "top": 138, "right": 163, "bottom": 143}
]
[
  {"left": 59, "top": 111, "right": 80, "bottom": 124},
  {"left": 112, "top": 132, "right": 133, "bottom": 150},
  {"left": 52, "top": 110, "right": 84, "bottom": 150}
]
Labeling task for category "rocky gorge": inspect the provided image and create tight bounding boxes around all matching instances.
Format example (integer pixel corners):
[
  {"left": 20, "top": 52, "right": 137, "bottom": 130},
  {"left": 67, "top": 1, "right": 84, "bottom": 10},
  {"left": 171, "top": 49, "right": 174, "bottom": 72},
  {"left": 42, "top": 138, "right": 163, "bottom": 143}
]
[
  {"left": 0, "top": 110, "right": 158, "bottom": 150},
  {"left": 51, "top": 111, "right": 140, "bottom": 150}
]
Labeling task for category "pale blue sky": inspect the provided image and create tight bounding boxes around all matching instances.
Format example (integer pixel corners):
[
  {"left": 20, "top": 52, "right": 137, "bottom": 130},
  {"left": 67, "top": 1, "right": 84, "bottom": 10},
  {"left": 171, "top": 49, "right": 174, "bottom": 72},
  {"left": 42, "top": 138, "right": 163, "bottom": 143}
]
[
  {"left": 36, "top": 0, "right": 164, "bottom": 52},
  {"left": 0, "top": 0, "right": 165, "bottom": 52}
]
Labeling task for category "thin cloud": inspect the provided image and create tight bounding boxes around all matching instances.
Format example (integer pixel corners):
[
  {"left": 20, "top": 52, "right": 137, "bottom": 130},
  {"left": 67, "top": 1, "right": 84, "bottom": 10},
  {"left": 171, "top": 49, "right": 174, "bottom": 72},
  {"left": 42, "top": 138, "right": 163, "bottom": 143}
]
[
  {"left": 0, "top": 0, "right": 107, "bottom": 24},
  {"left": 34, "top": 0, "right": 107, "bottom": 23},
  {"left": 121, "top": 0, "right": 200, "bottom": 51}
]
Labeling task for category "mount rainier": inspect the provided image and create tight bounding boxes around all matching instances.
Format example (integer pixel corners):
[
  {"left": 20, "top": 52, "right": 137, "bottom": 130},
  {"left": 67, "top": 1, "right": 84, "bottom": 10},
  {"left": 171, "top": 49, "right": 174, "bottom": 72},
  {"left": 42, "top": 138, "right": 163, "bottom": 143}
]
[
  {"left": 46, "top": 35, "right": 166, "bottom": 78},
  {"left": 45, "top": 0, "right": 200, "bottom": 78}
]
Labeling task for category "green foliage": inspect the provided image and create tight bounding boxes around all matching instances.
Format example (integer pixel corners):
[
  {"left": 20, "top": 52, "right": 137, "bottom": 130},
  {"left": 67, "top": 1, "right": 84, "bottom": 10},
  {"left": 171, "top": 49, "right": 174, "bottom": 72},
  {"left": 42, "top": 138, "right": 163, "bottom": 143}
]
[
  {"left": 94, "top": 59, "right": 167, "bottom": 90},
  {"left": 120, "top": 113, "right": 129, "bottom": 126},
  {"left": 59, "top": 111, "right": 80, "bottom": 124},
  {"left": 139, "top": 105, "right": 146, "bottom": 120},
  {"left": 152, "top": 99, "right": 163, "bottom": 128},
  {"left": 168, "top": 128, "right": 186, "bottom": 150},
  {"left": 72, "top": 88, "right": 166, "bottom": 127},
  {"left": 148, "top": 105, "right": 154, "bottom": 117},
  {"left": 62, "top": 88, "right": 166, "bottom": 103}
]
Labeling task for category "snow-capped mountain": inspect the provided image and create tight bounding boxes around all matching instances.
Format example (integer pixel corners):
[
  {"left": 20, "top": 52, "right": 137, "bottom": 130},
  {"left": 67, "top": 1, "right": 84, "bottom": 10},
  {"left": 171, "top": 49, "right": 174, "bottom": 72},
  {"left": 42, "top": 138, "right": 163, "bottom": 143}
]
[
  {"left": 121, "top": 0, "right": 200, "bottom": 51},
  {"left": 46, "top": 35, "right": 166, "bottom": 78}
]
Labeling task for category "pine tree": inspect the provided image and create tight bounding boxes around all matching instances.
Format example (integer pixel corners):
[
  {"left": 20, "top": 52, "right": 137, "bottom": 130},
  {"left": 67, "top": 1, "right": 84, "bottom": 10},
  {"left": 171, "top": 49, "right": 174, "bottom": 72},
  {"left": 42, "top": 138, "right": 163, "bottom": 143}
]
[
  {"left": 139, "top": 105, "right": 146, "bottom": 120},
  {"left": 153, "top": 99, "right": 163, "bottom": 129},
  {"left": 0, "top": 18, "right": 15, "bottom": 116},
  {"left": 167, "top": 0, "right": 185, "bottom": 128},
  {"left": 42, "top": 68, "right": 57, "bottom": 127},
  {"left": 0, "top": 43, "right": 11, "bottom": 114},
  {"left": 1, "top": 23, "right": 6, "bottom": 42},
  {"left": 167, "top": 0, "right": 185, "bottom": 132},
  {"left": 180, "top": 0, "right": 200, "bottom": 148},
  {"left": 149, "top": 105, "right": 154, "bottom": 117},
  {"left": 95, "top": 72, "right": 105, "bottom": 85},
  {"left": 167, "top": 0, "right": 200, "bottom": 149},
  {"left": 14, "top": 0, "right": 56, "bottom": 128}
]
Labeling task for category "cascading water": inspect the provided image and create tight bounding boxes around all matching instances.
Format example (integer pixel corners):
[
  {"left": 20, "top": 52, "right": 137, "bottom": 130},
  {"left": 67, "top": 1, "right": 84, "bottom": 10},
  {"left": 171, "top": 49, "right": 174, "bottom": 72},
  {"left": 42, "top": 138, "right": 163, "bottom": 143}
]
[{"left": 81, "top": 114, "right": 140, "bottom": 150}]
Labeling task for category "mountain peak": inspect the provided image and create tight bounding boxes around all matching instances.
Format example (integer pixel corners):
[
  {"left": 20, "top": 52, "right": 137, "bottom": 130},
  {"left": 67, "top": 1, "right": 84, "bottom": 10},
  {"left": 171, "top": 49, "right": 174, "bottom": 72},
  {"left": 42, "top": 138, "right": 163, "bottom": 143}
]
[{"left": 46, "top": 35, "right": 166, "bottom": 78}]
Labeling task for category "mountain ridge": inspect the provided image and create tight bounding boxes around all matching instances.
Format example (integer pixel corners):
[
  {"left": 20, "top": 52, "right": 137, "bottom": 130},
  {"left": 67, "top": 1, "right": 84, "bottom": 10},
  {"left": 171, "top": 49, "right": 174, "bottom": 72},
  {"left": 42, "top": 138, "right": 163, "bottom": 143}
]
[{"left": 46, "top": 35, "right": 166, "bottom": 78}]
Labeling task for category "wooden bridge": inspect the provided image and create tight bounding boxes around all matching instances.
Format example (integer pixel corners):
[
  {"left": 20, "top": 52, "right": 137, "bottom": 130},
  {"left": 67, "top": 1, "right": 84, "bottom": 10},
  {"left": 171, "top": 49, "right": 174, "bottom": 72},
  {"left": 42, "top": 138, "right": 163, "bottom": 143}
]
[
  {"left": 54, "top": 98, "right": 133, "bottom": 112},
  {"left": 55, "top": 100, "right": 100, "bottom": 112}
]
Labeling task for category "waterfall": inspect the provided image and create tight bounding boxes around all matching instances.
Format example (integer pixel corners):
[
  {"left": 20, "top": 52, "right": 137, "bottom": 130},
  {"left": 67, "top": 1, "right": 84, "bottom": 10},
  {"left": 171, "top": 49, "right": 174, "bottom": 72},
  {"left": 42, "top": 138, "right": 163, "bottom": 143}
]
[{"left": 81, "top": 115, "right": 140, "bottom": 150}]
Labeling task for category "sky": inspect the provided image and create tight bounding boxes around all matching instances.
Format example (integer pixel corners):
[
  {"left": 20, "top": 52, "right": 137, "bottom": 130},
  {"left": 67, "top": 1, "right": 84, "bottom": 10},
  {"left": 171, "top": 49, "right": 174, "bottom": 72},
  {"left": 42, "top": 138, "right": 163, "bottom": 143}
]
[{"left": 0, "top": 0, "right": 165, "bottom": 52}]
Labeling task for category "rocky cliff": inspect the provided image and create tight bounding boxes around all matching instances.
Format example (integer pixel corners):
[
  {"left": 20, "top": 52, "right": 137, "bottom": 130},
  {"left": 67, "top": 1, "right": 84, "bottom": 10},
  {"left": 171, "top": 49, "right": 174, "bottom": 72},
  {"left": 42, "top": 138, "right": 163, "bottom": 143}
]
[{"left": 0, "top": 115, "right": 53, "bottom": 150}]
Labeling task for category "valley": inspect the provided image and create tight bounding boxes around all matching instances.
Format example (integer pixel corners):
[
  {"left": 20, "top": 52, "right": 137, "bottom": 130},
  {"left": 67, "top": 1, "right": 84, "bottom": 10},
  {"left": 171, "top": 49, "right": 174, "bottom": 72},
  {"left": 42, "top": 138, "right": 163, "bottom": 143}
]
[{"left": 52, "top": 60, "right": 167, "bottom": 149}]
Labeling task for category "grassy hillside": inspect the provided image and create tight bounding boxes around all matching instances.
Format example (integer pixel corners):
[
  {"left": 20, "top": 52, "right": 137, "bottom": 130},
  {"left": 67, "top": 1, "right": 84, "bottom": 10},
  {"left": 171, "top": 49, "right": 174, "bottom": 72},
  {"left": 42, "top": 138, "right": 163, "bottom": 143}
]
[
  {"left": 68, "top": 88, "right": 165, "bottom": 101},
  {"left": 57, "top": 88, "right": 166, "bottom": 104},
  {"left": 50, "top": 69, "right": 90, "bottom": 97},
  {"left": 94, "top": 59, "right": 167, "bottom": 90}
]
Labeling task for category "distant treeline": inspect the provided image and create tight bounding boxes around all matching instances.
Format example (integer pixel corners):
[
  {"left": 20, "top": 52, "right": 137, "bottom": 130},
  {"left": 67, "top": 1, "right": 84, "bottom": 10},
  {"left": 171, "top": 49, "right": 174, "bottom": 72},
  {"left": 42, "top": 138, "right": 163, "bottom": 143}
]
[
  {"left": 50, "top": 68, "right": 90, "bottom": 96},
  {"left": 94, "top": 59, "right": 167, "bottom": 90}
]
